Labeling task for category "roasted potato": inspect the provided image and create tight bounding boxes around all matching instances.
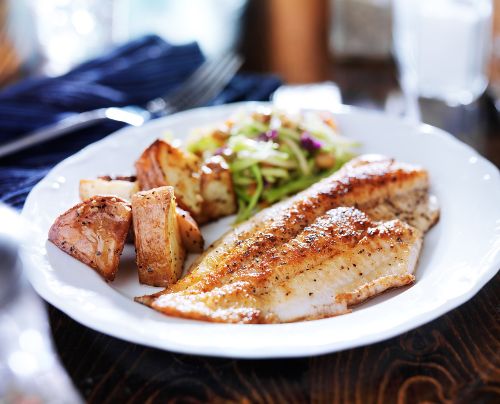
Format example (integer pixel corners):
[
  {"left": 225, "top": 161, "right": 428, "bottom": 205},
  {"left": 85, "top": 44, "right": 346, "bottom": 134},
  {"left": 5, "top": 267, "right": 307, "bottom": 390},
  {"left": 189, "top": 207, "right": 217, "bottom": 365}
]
[
  {"left": 98, "top": 175, "right": 136, "bottom": 182},
  {"left": 135, "top": 139, "right": 202, "bottom": 218},
  {"left": 79, "top": 178, "right": 139, "bottom": 202},
  {"left": 48, "top": 196, "right": 132, "bottom": 281},
  {"left": 176, "top": 207, "right": 204, "bottom": 253},
  {"left": 199, "top": 155, "right": 237, "bottom": 223},
  {"left": 132, "top": 186, "right": 185, "bottom": 287}
]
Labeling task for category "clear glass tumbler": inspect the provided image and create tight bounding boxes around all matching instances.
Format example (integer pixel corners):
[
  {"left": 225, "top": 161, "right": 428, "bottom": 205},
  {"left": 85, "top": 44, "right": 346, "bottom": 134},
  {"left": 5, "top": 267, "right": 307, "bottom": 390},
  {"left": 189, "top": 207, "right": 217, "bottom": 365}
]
[{"left": 393, "top": 0, "right": 493, "bottom": 106}]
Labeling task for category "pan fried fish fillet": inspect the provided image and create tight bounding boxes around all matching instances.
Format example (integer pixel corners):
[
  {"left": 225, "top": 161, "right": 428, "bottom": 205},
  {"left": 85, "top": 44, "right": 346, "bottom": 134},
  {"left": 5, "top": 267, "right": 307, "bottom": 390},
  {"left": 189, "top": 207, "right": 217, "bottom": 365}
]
[
  {"left": 153, "top": 154, "right": 437, "bottom": 295},
  {"left": 137, "top": 207, "right": 422, "bottom": 323},
  {"left": 136, "top": 155, "right": 439, "bottom": 323}
]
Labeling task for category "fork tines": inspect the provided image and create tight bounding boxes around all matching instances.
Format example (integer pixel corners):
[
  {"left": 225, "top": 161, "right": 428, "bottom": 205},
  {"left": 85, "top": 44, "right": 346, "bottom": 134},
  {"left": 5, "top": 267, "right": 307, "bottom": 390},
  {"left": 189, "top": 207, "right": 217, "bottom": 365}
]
[{"left": 148, "top": 53, "right": 243, "bottom": 115}]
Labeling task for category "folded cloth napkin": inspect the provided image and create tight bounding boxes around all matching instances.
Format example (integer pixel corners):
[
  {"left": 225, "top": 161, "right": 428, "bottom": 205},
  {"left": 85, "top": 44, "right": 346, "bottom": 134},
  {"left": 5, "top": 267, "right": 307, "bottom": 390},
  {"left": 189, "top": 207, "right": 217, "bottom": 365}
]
[{"left": 0, "top": 35, "right": 281, "bottom": 208}]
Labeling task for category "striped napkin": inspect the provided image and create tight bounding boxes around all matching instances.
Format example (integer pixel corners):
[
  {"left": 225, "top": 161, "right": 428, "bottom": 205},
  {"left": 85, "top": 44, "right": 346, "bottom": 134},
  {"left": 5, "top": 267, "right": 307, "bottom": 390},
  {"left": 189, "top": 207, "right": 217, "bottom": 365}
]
[{"left": 0, "top": 35, "right": 281, "bottom": 208}]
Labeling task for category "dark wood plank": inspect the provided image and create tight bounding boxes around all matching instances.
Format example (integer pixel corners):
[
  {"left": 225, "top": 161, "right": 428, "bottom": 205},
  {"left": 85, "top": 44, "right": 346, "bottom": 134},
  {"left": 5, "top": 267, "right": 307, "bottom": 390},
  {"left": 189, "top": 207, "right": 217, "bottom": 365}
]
[{"left": 48, "top": 274, "right": 499, "bottom": 403}]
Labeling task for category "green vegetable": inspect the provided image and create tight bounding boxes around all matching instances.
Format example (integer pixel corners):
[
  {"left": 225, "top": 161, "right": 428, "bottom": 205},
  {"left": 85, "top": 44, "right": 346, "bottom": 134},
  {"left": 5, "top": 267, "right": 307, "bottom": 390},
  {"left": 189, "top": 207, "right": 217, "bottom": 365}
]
[
  {"left": 282, "top": 137, "right": 311, "bottom": 176},
  {"left": 236, "top": 164, "right": 264, "bottom": 222},
  {"left": 260, "top": 167, "right": 289, "bottom": 180},
  {"left": 187, "top": 108, "right": 359, "bottom": 223},
  {"left": 186, "top": 131, "right": 222, "bottom": 155}
]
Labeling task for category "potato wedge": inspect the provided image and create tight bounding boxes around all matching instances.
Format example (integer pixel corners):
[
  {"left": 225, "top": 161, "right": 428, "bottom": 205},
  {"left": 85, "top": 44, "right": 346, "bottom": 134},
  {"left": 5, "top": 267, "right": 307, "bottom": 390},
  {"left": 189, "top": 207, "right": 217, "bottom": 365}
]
[
  {"left": 48, "top": 196, "right": 132, "bottom": 281},
  {"left": 176, "top": 207, "right": 204, "bottom": 253},
  {"left": 199, "top": 155, "right": 237, "bottom": 223},
  {"left": 135, "top": 140, "right": 202, "bottom": 218},
  {"left": 79, "top": 178, "right": 139, "bottom": 202},
  {"left": 132, "top": 186, "right": 185, "bottom": 287}
]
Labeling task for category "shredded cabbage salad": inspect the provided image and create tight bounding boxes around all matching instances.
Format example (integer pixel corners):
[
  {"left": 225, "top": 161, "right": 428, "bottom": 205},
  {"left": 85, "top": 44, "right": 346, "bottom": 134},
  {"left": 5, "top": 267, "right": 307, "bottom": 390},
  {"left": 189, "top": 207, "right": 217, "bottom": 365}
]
[{"left": 187, "top": 108, "right": 359, "bottom": 222}]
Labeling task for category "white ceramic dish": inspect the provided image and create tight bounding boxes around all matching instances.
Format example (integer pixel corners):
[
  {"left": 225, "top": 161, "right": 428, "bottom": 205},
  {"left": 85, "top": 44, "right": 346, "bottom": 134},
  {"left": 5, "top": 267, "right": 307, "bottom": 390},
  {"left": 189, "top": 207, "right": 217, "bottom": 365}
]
[{"left": 21, "top": 102, "right": 500, "bottom": 358}]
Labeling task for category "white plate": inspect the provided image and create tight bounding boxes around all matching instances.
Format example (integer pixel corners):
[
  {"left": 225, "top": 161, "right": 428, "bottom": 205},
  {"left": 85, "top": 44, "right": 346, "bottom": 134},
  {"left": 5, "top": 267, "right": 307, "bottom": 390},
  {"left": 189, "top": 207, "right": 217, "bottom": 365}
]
[{"left": 21, "top": 102, "right": 500, "bottom": 358}]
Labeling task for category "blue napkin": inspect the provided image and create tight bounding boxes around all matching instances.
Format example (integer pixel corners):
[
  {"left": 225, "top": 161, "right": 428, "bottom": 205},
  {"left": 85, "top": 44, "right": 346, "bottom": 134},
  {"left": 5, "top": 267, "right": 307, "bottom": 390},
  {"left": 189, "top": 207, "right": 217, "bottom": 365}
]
[{"left": 0, "top": 35, "right": 281, "bottom": 208}]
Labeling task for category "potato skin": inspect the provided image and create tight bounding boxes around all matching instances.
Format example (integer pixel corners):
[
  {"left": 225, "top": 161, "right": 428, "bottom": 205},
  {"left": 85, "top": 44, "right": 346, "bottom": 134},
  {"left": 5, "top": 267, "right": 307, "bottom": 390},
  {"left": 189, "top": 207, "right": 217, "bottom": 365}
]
[
  {"left": 176, "top": 207, "right": 204, "bottom": 253},
  {"left": 132, "top": 186, "right": 186, "bottom": 287},
  {"left": 48, "top": 196, "right": 132, "bottom": 281},
  {"left": 199, "top": 155, "right": 237, "bottom": 223},
  {"left": 135, "top": 140, "right": 202, "bottom": 219}
]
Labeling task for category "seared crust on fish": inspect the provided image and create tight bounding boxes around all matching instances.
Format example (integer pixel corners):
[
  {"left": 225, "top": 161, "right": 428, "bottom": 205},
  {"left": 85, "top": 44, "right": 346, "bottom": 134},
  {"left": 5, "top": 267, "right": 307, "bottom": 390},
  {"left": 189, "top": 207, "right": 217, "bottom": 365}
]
[
  {"left": 161, "top": 155, "right": 437, "bottom": 294},
  {"left": 136, "top": 155, "right": 439, "bottom": 323},
  {"left": 136, "top": 207, "right": 422, "bottom": 323}
]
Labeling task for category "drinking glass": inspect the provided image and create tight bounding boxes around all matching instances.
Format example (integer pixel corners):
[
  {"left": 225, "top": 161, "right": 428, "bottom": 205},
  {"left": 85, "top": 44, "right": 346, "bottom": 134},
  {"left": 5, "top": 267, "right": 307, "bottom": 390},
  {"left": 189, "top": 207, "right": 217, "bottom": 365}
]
[{"left": 393, "top": 0, "right": 493, "bottom": 106}]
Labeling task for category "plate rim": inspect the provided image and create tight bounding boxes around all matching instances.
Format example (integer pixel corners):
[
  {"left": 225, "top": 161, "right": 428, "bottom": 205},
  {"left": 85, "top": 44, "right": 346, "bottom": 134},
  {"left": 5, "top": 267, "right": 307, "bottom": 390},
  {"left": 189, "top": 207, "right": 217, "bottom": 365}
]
[{"left": 21, "top": 102, "right": 500, "bottom": 358}]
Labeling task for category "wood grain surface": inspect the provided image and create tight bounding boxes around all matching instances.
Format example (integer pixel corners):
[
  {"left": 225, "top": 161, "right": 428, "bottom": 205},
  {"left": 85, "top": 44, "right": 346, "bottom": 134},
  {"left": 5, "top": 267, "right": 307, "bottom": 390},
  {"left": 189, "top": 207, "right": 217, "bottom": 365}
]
[{"left": 48, "top": 273, "right": 499, "bottom": 403}]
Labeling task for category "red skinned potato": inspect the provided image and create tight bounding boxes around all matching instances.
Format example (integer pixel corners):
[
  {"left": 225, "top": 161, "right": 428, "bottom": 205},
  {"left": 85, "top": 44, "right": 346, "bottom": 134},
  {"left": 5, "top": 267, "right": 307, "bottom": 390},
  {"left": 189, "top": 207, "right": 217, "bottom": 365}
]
[
  {"left": 79, "top": 178, "right": 139, "bottom": 202},
  {"left": 135, "top": 140, "right": 202, "bottom": 219},
  {"left": 199, "top": 155, "right": 237, "bottom": 223},
  {"left": 132, "top": 186, "right": 185, "bottom": 287},
  {"left": 48, "top": 196, "right": 132, "bottom": 281},
  {"left": 176, "top": 207, "right": 204, "bottom": 253}
]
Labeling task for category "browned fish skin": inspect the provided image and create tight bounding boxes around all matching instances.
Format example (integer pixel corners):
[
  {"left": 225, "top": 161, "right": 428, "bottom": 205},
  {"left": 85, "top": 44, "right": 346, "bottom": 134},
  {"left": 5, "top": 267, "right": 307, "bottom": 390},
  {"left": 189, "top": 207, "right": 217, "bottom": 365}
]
[
  {"left": 137, "top": 207, "right": 422, "bottom": 323},
  {"left": 136, "top": 155, "right": 439, "bottom": 323},
  {"left": 161, "top": 154, "right": 437, "bottom": 296}
]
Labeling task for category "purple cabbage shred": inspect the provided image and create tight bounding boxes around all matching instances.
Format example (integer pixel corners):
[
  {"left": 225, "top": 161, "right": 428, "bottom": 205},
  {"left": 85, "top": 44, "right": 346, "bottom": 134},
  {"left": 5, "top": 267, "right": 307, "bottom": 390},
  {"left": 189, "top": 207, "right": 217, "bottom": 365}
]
[
  {"left": 258, "top": 129, "right": 278, "bottom": 141},
  {"left": 214, "top": 147, "right": 231, "bottom": 156},
  {"left": 300, "top": 132, "right": 322, "bottom": 151}
]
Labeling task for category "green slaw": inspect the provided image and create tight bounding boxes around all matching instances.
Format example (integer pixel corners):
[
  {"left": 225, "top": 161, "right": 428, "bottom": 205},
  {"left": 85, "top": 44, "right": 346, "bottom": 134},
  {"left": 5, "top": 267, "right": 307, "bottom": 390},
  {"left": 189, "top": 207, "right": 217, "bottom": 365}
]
[{"left": 188, "top": 108, "right": 359, "bottom": 222}]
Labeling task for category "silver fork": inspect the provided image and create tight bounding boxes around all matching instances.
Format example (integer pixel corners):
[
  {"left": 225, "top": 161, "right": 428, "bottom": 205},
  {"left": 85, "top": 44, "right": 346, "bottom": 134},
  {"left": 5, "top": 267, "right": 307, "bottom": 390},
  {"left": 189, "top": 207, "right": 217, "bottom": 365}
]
[{"left": 0, "top": 53, "right": 243, "bottom": 159}]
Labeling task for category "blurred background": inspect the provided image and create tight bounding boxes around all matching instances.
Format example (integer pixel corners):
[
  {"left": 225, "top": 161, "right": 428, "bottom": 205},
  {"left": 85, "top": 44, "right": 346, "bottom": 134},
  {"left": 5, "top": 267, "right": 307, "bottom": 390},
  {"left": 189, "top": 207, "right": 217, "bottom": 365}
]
[
  {"left": 0, "top": 0, "right": 499, "bottom": 103},
  {"left": 1, "top": 0, "right": 498, "bottom": 161}
]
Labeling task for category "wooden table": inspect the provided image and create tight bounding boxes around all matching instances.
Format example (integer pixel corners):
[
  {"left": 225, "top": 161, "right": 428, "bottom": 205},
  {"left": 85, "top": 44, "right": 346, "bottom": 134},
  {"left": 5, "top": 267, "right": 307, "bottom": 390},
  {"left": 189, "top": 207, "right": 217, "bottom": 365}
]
[{"left": 48, "top": 61, "right": 500, "bottom": 403}]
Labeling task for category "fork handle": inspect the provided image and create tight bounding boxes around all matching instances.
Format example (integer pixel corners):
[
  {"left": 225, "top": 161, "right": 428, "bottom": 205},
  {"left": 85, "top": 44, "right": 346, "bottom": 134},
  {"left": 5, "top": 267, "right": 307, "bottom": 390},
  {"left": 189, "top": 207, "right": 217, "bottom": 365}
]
[{"left": 0, "top": 109, "right": 110, "bottom": 159}]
